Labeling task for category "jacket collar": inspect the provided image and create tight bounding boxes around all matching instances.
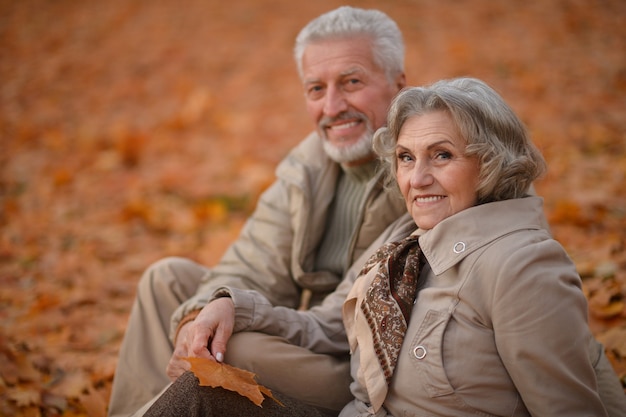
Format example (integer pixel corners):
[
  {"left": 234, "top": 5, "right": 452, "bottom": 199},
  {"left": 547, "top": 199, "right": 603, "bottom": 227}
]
[{"left": 418, "top": 197, "right": 547, "bottom": 275}]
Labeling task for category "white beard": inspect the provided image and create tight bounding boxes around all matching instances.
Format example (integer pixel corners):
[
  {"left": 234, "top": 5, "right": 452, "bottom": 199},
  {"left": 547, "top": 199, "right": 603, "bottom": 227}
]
[{"left": 322, "top": 129, "right": 374, "bottom": 164}]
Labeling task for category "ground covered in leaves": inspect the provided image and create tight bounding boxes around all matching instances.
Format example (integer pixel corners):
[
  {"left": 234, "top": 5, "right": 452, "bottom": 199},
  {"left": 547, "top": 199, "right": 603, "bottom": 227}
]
[{"left": 1, "top": 0, "right": 625, "bottom": 415}]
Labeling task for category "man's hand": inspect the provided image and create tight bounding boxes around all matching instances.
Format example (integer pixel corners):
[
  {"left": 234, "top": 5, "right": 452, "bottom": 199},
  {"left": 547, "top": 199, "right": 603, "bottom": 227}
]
[{"left": 166, "top": 297, "right": 235, "bottom": 381}]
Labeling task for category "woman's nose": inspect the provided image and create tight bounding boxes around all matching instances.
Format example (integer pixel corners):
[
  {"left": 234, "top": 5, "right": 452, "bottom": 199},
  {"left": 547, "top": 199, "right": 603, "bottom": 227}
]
[{"left": 410, "top": 161, "right": 434, "bottom": 188}]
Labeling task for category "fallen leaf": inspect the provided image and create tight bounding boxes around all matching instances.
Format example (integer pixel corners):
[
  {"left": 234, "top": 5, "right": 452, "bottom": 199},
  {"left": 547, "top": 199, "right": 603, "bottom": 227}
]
[
  {"left": 591, "top": 301, "right": 625, "bottom": 320},
  {"left": 41, "top": 390, "right": 68, "bottom": 412},
  {"left": 5, "top": 386, "right": 41, "bottom": 407},
  {"left": 184, "top": 357, "right": 282, "bottom": 407},
  {"left": 0, "top": 343, "right": 40, "bottom": 385},
  {"left": 78, "top": 388, "right": 108, "bottom": 417},
  {"left": 597, "top": 326, "right": 626, "bottom": 359},
  {"left": 47, "top": 369, "right": 91, "bottom": 399},
  {"left": 597, "top": 326, "right": 626, "bottom": 386}
]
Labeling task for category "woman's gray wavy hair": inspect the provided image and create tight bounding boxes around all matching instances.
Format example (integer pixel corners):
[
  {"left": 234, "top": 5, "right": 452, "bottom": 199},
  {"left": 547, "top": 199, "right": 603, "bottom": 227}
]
[
  {"left": 373, "top": 77, "right": 547, "bottom": 204},
  {"left": 294, "top": 6, "right": 404, "bottom": 84}
]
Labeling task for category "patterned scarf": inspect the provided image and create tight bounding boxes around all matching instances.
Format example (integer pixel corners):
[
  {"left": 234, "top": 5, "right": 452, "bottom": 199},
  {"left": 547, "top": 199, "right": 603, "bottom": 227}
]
[{"left": 359, "top": 235, "right": 422, "bottom": 384}]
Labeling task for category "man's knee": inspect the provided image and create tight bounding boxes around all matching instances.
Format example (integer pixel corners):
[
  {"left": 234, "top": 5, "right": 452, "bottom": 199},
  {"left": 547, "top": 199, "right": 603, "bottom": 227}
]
[
  {"left": 225, "top": 332, "right": 350, "bottom": 378},
  {"left": 224, "top": 332, "right": 352, "bottom": 411},
  {"left": 137, "top": 257, "right": 206, "bottom": 302}
]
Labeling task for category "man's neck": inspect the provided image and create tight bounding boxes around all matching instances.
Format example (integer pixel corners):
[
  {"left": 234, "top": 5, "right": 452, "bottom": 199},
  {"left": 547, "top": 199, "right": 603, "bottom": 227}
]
[
  {"left": 341, "top": 153, "right": 377, "bottom": 168},
  {"left": 341, "top": 158, "right": 378, "bottom": 182}
]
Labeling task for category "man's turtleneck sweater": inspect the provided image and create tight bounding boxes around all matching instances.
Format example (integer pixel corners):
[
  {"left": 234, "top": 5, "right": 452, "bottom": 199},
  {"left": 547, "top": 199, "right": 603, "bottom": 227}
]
[{"left": 313, "top": 160, "right": 379, "bottom": 277}]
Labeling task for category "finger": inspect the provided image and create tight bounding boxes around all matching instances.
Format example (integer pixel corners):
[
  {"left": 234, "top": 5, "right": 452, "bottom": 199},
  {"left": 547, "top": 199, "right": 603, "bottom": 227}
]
[
  {"left": 166, "top": 356, "right": 191, "bottom": 381},
  {"left": 207, "top": 297, "right": 235, "bottom": 362},
  {"left": 209, "top": 324, "right": 233, "bottom": 363},
  {"left": 189, "top": 328, "right": 216, "bottom": 359}
]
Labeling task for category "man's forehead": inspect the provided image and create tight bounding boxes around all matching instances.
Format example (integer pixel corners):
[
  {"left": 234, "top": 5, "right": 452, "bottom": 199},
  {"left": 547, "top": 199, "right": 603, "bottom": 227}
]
[
  {"left": 301, "top": 38, "right": 379, "bottom": 81},
  {"left": 303, "top": 66, "right": 366, "bottom": 84},
  {"left": 302, "top": 35, "right": 373, "bottom": 56}
]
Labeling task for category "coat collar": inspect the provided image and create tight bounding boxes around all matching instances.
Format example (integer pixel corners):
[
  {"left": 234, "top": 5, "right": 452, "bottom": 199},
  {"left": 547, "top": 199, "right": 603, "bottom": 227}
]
[{"left": 418, "top": 197, "right": 547, "bottom": 276}]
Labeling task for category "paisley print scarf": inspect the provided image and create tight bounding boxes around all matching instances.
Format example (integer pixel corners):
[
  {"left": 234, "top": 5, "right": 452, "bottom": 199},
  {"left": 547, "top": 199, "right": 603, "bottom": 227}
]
[{"left": 359, "top": 235, "right": 422, "bottom": 383}]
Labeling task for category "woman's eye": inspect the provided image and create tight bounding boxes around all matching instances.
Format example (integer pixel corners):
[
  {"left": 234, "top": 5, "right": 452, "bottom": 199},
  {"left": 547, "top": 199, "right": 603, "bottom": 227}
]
[
  {"left": 435, "top": 151, "right": 452, "bottom": 160},
  {"left": 397, "top": 153, "right": 413, "bottom": 163}
]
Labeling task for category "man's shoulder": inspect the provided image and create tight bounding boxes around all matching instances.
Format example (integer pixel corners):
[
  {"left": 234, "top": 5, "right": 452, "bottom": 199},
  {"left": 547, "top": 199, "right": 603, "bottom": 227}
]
[
  {"left": 276, "top": 131, "right": 336, "bottom": 178},
  {"left": 288, "top": 131, "right": 327, "bottom": 161}
]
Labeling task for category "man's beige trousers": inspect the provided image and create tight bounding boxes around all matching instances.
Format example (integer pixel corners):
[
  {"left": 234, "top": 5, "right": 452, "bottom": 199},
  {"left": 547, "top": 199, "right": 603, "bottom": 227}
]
[{"left": 107, "top": 257, "right": 352, "bottom": 417}]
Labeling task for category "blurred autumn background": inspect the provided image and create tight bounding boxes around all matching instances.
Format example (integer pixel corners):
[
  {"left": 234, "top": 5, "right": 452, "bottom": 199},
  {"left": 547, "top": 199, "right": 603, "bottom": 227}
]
[{"left": 1, "top": 0, "right": 625, "bottom": 415}]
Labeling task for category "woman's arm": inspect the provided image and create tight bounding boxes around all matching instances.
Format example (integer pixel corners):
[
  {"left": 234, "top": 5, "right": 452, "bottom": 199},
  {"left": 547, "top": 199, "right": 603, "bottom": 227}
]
[{"left": 492, "top": 237, "right": 607, "bottom": 416}]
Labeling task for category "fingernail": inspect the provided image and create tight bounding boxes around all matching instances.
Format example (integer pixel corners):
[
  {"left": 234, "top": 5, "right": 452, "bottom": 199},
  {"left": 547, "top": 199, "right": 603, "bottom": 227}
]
[{"left": 216, "top": 352, "right": 223, "bottom": 362}]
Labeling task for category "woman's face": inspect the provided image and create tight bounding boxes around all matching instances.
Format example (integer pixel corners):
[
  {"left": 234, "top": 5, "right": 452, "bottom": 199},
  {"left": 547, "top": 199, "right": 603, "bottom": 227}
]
[{"left": 396, "top": 111, "right": 481, "bottom": 230}]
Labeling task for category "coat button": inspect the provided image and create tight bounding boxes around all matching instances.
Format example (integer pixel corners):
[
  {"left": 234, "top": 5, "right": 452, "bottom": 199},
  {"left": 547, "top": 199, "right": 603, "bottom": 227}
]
[
  {"left": 413, "top": 345, "right": 427, "bottom": 359},
  {"left": 453, "top": 241, "right": 466, "bottom": 253}
]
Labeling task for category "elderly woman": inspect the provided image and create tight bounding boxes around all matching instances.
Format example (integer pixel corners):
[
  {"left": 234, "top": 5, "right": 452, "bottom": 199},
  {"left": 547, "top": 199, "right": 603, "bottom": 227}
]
[
  {"left": 145, "top": 78, "right": 625, "bottom": 416},
  {"left": 339, "top": 77, "right": 610, "bottom": 416}
]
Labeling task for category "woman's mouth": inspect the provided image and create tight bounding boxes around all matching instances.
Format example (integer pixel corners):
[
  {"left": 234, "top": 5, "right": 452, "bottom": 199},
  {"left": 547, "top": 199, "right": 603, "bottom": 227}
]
[{"left": 414, "top": 195, "right": 445, "bottom": 204}]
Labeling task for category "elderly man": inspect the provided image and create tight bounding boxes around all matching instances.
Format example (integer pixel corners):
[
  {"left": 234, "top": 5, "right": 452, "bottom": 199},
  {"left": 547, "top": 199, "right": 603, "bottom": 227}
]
[{"left": 108, "top": 6, "right": 407, "bottom": 417}]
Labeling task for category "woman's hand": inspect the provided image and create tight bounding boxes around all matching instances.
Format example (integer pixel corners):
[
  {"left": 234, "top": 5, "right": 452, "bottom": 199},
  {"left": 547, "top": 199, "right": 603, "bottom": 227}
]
[{"left": 166, "top": 297, "right": 235, "bottom": 381}]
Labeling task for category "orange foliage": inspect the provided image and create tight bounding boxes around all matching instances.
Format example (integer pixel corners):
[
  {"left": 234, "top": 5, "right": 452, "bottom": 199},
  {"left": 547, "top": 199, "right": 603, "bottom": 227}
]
[
  {"left": 1, "top": 0, "right": 625, "bottom": 415},
  {"left": 185, "top": 357, "right": 282, "bottom": 408}
]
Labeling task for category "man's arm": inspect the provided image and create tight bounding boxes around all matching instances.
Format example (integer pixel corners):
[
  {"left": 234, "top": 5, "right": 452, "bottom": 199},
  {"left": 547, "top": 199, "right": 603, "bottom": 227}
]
[
  {"left": 169, "top": 133, "right": 336, "bottom": 339},
  {"left": 215, "top": 213, "right": 417, "bottom": 353}
]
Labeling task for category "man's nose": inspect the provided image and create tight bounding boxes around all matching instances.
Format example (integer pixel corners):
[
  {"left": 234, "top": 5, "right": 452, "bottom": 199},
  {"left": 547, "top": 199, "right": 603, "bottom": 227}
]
[{"left": 323, "top": 86, "right": 348, "bottom": 117}]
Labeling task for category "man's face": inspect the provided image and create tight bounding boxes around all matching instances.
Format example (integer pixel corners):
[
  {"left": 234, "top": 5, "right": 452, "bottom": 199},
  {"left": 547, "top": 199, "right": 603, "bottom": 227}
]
[{"left": 301, "top": 37, "right": 405, "bottom": 166}]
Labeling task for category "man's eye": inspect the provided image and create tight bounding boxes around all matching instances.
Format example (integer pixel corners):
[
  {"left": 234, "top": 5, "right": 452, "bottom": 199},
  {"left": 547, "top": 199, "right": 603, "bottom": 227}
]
[
  {"left": 344, "top": 78, "right": 362, "bottom": 89},
  {"left": 306, "top": 86, "right": 324, "bottom": 98}
]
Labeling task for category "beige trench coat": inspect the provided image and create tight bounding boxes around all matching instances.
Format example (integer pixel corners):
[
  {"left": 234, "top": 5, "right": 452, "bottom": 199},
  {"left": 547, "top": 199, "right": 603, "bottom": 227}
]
[
  {"left": 224, "top": 200, "right": 625, "bottom": 415},
  {"left": 341, "top": 197, "right": 612, "bottom": 416}
]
